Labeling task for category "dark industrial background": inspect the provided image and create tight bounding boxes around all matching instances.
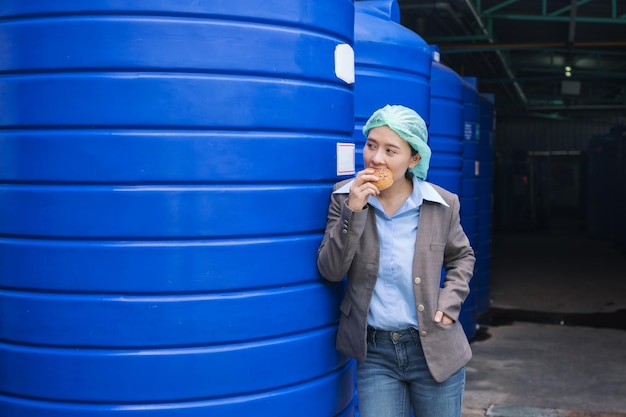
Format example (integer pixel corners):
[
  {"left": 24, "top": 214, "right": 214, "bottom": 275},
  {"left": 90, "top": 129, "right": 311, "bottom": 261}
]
[
  {"left": 395, "top": 3, "right": 626, "bottom": 414},
  {"left": 399, "top": 0, "right": 626, "bottom": 237}
]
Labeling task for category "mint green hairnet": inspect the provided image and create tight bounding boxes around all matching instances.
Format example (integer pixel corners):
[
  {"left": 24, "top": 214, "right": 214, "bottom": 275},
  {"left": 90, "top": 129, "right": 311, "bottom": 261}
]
[{"left": 362, "top": 105, "right": 431, "bottom": 180}]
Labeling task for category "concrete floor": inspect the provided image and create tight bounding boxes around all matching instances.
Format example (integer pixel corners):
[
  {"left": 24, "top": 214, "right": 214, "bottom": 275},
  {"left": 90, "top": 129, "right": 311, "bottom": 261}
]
[{"left": 462, "top": 215, "right": 626, "bottom": 417}]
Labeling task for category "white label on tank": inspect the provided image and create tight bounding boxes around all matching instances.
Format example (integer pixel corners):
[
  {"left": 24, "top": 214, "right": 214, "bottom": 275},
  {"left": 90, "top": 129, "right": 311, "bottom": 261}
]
[
  {"left": 334, "top": 44, "right": 355, "bottom": 84},
  {"left": 475, "top": 160, "right": 480, "bottom": 176},
  {"left": 337, "top": 142, "right": 355, "bottom": 176}
]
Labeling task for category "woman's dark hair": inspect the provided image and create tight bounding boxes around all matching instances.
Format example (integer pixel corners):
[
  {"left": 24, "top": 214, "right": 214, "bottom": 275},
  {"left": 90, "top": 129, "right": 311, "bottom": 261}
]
[{"left": 405, "top": 147, "right": 419, "bottom": 179}]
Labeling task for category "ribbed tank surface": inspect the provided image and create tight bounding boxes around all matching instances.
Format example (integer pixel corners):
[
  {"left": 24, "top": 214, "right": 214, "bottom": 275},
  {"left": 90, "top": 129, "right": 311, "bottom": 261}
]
[{"left": 0, "top": 2, "right": 356, "bottom": 415}]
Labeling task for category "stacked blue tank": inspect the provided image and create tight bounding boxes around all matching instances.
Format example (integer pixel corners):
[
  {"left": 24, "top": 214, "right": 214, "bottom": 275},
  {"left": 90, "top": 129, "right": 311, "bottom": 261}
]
[
  {"left": 428, "top": 54, "right": 476, "bottom": 339},
  {"left": 428, "top": 59, "right": 464, "bottom": 195},
  {"left": 459, "top": 77, "right": 480, "bottom": 326},
  {"left": 0, "top": 2, "right": 356, "bottom": 416},
  {"left": 354, "top": 0, "right": 431, "bottom": 171},
  {"left": 476, "top": 93, "right": 495, "bottom": 317}
]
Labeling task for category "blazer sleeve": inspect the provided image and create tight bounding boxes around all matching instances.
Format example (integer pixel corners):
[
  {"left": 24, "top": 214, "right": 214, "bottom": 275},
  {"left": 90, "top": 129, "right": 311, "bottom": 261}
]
[
  {"left": 316, "top": 186, "right": 369, "bottom": 282},
  {"left": 438, "top": 193, "right": 476, "bottom": 320}
]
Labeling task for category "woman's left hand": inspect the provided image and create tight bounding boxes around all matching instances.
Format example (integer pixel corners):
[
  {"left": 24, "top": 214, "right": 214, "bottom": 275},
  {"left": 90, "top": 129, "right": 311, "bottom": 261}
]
[{"left": 434, "top": 310, "right": 454, "bottom": 326}]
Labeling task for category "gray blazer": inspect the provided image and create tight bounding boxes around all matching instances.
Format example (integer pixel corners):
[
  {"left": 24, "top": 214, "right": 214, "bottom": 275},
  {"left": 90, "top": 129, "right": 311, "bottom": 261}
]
[{"left": 317, "top": 178, "right": 475, "bottom": 382}]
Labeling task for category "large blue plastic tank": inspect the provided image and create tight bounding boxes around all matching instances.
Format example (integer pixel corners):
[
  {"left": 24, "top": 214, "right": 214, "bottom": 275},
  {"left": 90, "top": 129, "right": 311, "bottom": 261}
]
[
  {"left": 428, "top": 54, "right": 476, "bottom": 339},
  {"left": 0, "top": 2, "right": 356, "bottom": 416},
  {"left": 460, "top": 77, "right": 480, "bottom": 330},
  {"left": 428, "top": 58, "right": 463, "bottom": 195},
  {"left": 460, "top": 77, "right": 480, "bottom": 246},
  {"left": 353, "top": 0, "right": 431, "bottom": 171},
  {"left": 476, "top": 93, "right": 495, "bottom": 317}
]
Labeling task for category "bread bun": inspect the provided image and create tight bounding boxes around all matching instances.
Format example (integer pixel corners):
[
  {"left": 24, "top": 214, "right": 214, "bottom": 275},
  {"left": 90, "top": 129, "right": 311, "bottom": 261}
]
[{"left": 370, "top": 167, "right": 393, "bottom": 190}]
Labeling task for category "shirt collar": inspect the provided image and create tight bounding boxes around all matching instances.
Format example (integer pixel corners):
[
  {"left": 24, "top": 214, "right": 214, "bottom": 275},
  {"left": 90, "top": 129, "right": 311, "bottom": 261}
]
[
  {"left": 333, "top": 176, "right": 449, "bottom": 208},
  {"left": 416, "top": 178, "right": 449, "bottom": 207}
]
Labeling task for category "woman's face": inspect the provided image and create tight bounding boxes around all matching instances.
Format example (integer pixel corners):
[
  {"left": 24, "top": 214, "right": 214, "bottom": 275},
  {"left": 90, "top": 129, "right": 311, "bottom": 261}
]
[{"left": 363, "top": 126, "right": 421, "bottom": 184}]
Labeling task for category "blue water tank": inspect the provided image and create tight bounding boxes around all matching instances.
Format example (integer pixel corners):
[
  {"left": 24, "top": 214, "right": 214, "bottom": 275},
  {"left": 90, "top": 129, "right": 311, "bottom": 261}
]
[
  {"left": 460, "top": 77, "right": 480, "bottom": 247},
  {"left": 428, "top": 59, "right": 464, "bottom": 195},
  {"left": 353, "top": 0, "right": 431, "bottom": 171},
  {"left": 476, "top": 93, "right": 495, "bottom": 317},
  {"left": 428, "top": 55, "right": 475, "bottom": 339},
  {"left": 460, "top": 77, "right": 480, "bottom": 329},
  {"left": 0, "top": 2, "right": 356, "bottom": 416}
]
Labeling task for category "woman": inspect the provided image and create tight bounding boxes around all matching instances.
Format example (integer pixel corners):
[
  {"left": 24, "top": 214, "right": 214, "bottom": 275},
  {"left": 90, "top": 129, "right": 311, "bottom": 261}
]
[{"left": 317, "top": 105, "right": 475, "bottom": 417}]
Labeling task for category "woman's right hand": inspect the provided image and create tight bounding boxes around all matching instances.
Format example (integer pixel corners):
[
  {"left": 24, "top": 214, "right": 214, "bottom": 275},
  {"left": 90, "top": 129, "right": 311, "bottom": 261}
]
[{"left": 347, "top": 168, "right": 380, "bottom": 211}]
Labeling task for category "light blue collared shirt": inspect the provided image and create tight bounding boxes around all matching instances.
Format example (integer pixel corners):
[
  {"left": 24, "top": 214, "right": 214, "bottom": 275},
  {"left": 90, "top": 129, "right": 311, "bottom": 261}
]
[{"left": 334, "top": 177, "right": 449, "bottom": 331}]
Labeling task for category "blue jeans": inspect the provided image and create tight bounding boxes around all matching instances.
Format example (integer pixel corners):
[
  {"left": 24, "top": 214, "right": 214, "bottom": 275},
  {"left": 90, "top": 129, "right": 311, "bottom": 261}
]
[{"left": 356, "top": 327, "right": 465, "bottom": 417}]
